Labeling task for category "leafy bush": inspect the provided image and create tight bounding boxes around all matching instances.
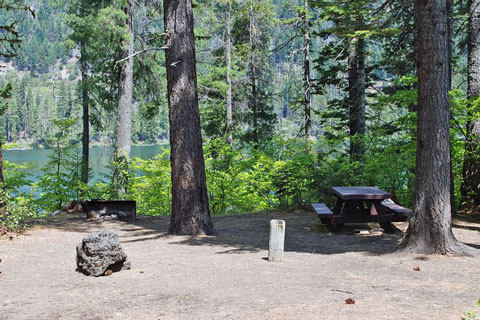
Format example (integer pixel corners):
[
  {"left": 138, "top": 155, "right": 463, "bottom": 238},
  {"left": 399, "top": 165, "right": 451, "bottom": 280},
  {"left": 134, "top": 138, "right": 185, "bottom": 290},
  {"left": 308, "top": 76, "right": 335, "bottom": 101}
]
[
  {"left": 1, "top": 160, "right": 36, "bottom": 231},
  {"left": 204, "top": 139, "right": 277, "bottom": 215},
  {"left": 266, "top": 138, "right": 321, "bottom": 208},
  {"left": 363, "top": 139, "right": 415, "bottom": 207},
  {"left": 129, "top": 150, "right": 171, "bottom": 216}
]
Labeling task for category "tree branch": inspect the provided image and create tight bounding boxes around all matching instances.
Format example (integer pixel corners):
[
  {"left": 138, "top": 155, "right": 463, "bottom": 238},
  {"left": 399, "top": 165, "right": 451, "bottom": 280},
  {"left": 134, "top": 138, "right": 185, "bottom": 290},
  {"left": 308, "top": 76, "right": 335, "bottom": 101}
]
[{"left": 114, "top": 46, "right": 168, "bottom": 68}]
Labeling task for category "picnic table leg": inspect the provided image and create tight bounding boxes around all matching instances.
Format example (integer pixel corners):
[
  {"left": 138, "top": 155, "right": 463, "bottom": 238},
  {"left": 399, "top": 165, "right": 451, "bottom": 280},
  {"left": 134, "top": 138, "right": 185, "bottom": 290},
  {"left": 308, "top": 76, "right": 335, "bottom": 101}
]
[
  {"left": 373, "top": 200, "right": 396, "bottom": 233},
  {"left": 320, "top": 217, "right": 334, "bottom": 226},
  {"left": 379, "top": 222, "right": 395, "bottom": 233},
  {"left": 330, "top": 199, "right": 344, "bottom": 232},
  {"left": 332, "top": 199, "right": 343, "bottom": 215},
  {"left": 333, "top": 222, "right": 344, "bottom": 232}
]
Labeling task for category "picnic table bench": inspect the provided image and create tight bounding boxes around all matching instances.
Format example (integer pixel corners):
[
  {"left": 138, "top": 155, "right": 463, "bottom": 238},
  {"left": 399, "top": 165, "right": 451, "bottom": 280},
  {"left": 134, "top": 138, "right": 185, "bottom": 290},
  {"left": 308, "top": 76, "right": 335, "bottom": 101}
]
[{"left": 312, "top": 186, "right": 411, "bottom": 232}]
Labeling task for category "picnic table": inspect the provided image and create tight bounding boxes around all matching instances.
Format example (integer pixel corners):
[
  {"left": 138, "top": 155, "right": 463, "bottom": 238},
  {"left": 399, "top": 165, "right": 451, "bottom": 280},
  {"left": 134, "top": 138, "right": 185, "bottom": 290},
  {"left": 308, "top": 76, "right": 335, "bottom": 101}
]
[{"left": 312, "top": 186, "right": 411, "bottom": 232}]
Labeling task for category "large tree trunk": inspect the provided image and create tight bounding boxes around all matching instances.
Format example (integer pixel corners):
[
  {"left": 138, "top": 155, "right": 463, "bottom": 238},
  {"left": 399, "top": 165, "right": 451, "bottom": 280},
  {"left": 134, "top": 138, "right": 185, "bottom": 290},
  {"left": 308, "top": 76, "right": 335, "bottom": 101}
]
[
  {"left": 249, "top": 0, "right": 258, "bottom": 147},
  {"left": 348, "top": 37, "right": 366, "bottom": 160},
  {"left": 399, "top": 0, "right": 478, "bottom": 256},
  {"left": 80, "top": 43, "right": 89, "bottom": 185},
  {"left": 164, "top": 0, "right": 215, "bottom": 235},
  {"left": 225, "top": 0, "right": 233, "bottom": 145},
  {"left": 113, "top": 0, "right": 134, "bottom": 197},
  {"left": 303, "top": 0, "right": 311, "bottom": 139},
  {"left": 461, "top": 0, "right": 480, "bottom": 208}
]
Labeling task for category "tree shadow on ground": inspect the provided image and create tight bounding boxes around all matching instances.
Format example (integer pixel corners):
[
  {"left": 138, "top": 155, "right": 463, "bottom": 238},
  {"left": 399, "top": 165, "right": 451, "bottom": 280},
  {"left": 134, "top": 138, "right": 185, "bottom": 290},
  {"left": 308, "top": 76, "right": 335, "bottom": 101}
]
[
  {"left": 26, "top": 210, "right": 480, "bottom": 256},
  {"left": 452, "top": 213, "right": 480, "bottom": 232},
  {"left": 25, "top": 213, "right": 170, "bottom": 240},
  {"left": 163, "top": 211, "right": 404, "bottom": 256},
  {"left": 25, "top": 211, "right": 403, "bottom": 255}
]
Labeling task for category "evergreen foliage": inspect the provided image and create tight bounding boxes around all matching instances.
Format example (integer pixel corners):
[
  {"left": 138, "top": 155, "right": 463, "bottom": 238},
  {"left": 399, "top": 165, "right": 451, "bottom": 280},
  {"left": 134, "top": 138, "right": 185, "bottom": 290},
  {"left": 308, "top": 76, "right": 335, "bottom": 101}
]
[
  {"left": 34, "top": 119, "right": 83, "bottom": 212},
  {"left": 1, "top": 0, "right": 480, "bottom": 232}
]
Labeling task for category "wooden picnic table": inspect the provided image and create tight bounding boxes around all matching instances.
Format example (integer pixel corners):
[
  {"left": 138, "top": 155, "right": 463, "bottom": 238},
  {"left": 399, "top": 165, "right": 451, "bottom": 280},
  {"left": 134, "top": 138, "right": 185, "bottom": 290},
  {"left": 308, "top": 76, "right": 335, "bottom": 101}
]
[
  {"left": 332, "top": 186, "right": 391, "bottom": 201},
  {"left": 312, "top": 186, "right": 411, "bottom": 232}
]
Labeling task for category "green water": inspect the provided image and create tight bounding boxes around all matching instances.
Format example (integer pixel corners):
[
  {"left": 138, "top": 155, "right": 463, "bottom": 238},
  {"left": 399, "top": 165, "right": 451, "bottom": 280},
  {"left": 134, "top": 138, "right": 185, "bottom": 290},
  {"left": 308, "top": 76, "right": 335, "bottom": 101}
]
[{"left": 3, "top": 145, "right": 166, "bottom": 182}]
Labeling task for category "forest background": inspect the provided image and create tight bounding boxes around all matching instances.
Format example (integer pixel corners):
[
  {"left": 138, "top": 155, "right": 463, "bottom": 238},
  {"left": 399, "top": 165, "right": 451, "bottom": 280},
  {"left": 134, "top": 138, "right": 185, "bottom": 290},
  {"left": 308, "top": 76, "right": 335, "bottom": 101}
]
[{"left": 0, "top": 0, "right": 478, "bottom": 230}]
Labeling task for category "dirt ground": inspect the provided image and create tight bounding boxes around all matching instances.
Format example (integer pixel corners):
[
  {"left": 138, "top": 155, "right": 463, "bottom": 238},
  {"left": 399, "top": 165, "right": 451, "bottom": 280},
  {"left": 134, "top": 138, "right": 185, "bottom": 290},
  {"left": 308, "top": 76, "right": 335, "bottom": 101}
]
[{"left": 1, "top": 210, "right": 480, "bottom": 320}]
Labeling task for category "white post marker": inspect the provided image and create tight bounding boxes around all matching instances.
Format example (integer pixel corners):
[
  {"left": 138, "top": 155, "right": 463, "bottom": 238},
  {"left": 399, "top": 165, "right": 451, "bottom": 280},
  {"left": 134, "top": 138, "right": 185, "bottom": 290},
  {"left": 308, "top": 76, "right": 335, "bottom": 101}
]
[{"left": 268, "top": 219, "right": 285, "bottom": 262}]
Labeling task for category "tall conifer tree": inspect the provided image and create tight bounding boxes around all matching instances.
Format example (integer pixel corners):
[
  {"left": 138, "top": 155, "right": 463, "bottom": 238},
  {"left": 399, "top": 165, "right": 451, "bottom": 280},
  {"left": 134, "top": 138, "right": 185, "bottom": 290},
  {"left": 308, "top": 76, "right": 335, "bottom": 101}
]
[
  {"left": 112, "top": 0, "right": 134, "bottom": 197},
  {"left": 399, "top": 0, "right": 478, "bottom": 256},
  {"left": 164, "top": 0, "right": 215, "bottom": 235}
]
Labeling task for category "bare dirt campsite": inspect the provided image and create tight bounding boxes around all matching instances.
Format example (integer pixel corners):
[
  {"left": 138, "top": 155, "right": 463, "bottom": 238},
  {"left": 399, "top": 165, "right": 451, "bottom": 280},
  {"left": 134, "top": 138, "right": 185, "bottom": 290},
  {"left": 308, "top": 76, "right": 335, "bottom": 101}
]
[{"left": 1, "top": 211, "right": 480, "bottom": 320}]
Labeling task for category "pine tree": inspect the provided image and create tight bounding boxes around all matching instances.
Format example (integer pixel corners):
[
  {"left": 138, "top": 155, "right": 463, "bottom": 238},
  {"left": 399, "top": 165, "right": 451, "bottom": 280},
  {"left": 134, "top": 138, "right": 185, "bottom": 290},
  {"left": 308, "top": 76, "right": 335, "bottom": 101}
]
[
  {"left": 399, "top": 0, "right": 478, "bottom": 256},
  {"left": 312, "top": 0, "right": 398, "bottom": 159},
  {"left": 302, "top": 0, "right": 312, "bottom": 139},
  {"left": 225, "top": 0, "right": 233, "bottom": 145},
  {"left": 112, "top": 0, "right": 135, "bottom": 197},
  {"left": 65, "top": 0, "right": 103, "bottom": 185},
  {"left": 246, "top": 0, "right": 277, "bottom": 147},
  {"left": 164, "top": 0, "right": 215, "bottom": 235}
]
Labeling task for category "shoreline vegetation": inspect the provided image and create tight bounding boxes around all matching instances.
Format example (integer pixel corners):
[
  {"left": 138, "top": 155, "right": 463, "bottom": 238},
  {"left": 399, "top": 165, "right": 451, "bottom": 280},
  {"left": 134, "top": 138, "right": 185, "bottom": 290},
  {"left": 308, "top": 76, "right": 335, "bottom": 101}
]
[{"left": 3, "top": 140, "right": 170, "bottom": 151}]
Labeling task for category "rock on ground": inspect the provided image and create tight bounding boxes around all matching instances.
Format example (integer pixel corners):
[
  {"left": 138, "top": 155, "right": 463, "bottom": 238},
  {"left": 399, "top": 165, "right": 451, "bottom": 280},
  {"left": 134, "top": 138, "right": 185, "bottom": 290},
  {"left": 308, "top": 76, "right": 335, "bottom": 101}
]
[
  {"left": 2, "top": 212, "right": 480, "bottom": 319},
  {"left": 76, "top": 229, "right": 131, "bottom": 276}
]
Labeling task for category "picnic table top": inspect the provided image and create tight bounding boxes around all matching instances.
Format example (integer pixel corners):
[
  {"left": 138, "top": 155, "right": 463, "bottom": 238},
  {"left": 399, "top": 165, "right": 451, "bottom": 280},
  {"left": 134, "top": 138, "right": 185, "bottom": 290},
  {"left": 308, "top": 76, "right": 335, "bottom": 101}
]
[{"left": 332, "top": 186, "right": 392, "bottom": 200}]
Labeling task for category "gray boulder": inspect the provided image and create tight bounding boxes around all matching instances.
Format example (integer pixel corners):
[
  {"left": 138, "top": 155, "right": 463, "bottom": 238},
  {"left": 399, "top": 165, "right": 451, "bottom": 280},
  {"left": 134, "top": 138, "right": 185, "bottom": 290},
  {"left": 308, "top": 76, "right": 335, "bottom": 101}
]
[{"left": 76, "top": 229, "right": 131, "bottom": 276}]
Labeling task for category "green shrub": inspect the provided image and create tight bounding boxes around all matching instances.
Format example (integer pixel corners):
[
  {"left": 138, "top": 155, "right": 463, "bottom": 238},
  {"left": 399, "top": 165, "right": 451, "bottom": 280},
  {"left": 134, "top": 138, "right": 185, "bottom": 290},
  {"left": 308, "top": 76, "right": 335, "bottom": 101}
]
[
  {"left": 1, "top": 160, "right": 36, "bottom": 231},
  {"left": 267, "top": 138, "right": 319, "bottom": 208},
  {"left": 204, "top": 138, "right": 277, "bottom": 215},
  {"left": 129, "top": 150, "right": 171, "bottom": 216}
]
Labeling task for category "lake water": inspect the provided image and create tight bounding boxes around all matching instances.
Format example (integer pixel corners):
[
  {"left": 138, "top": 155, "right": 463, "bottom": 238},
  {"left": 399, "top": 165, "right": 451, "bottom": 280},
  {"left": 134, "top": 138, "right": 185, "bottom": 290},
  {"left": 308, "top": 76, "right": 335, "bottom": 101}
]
[{"left": 3, "top": 145, "right": 166, "bottom": 183}]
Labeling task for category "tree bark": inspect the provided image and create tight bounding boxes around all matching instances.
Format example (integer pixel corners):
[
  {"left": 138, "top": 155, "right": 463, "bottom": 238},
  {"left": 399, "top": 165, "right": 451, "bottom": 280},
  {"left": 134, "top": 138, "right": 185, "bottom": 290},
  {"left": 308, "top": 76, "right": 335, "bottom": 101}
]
[
  {"left": 461, "top": 0, "right": 480, "bottom": 208},
  {"left": 80, "top": 42, "right": 89, "bottom": 185},
  {"left": 113, "top": 0, "right": 134, "bottom": 196},
  {"left": 249, "top": 0, "right": 258, "bottom": 148},
  {"left": 399, "top": 0, "right": 478, "bottom": 256},
  {"left": 164, "top": 0, "right": 215, "bottom": 235},
  {"left": 348, "top": 37, "right": 366, "bottom": 160},
  {"left": 303, "top": 0, "right": 311, "bottom": 139},
  {"left": 225, "top": 0, "right": 233, "bottom": 145}
]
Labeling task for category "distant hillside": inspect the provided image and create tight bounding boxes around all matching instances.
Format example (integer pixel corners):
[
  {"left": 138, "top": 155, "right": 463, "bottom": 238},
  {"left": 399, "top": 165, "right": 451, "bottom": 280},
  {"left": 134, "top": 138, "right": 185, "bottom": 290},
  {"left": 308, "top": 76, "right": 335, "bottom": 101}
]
[{"left": 0, "top": 1, "right": 70, "bottom": 75}]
